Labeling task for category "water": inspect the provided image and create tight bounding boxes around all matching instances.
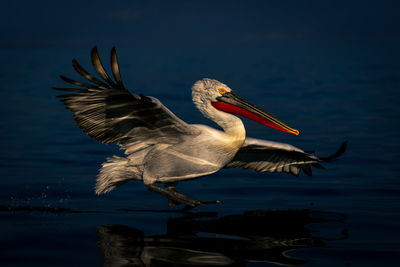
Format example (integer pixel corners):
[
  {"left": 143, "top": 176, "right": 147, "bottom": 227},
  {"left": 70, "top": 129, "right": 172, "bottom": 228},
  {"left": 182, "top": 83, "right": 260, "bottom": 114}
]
[{"left": 1, "top": 43, "right": 400, "bottom": 266}]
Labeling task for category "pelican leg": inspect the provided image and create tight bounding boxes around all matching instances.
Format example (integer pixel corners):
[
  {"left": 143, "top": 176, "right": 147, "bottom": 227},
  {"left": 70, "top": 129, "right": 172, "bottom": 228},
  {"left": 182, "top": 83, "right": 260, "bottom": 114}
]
[
  {"left": 166, "top": 183, "right": 221, "bottom": 207},
  {"left": 165, "top": 183, "right": 180, "bottom": 207},
  {"left": 146, "top": 184, "right": 218, "bottom": 208},
  {"left": 165, "top": 183, "right": 220, "bottom": 207}
]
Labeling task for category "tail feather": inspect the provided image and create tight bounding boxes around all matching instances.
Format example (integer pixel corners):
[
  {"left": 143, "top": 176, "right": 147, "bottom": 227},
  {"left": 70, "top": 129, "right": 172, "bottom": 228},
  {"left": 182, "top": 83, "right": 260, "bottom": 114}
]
[{"left": 96, "top": 156, "right": 143, "bottom": 195}]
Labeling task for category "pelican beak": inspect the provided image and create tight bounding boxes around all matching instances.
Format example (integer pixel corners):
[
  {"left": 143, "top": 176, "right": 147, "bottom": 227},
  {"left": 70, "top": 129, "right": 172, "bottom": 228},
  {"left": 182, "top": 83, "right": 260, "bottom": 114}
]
[{"left": 212, "top": 91, "right": 299, "bottom": 135}]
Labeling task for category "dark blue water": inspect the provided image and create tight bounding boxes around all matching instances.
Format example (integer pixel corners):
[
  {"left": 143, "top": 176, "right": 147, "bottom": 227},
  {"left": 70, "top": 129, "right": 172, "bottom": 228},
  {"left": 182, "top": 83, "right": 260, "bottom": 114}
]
[{"left": 1, "top": 43, "right": 400, "bottom": 266}]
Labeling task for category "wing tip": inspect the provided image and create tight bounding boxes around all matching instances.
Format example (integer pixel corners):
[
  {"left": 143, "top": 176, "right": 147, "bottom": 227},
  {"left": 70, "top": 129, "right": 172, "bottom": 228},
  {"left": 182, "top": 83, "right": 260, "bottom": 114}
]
[
  {"left": 71, "top": 58, "right": 80, "bottom": 70},
  {"left": 91, "top": 46, "right": 101, "bottom": 63},
  {"left": 91, "top": 46, "right": 99, "bottom": 63},
  {"left": 92, "top": 45, "right": 99, "bottom": 54},
  {"left": 320, "top": 141, "right": 348, "bottom": 162},
  {"left": 59, "top": 75, "right": 70, "bottom": 83}
]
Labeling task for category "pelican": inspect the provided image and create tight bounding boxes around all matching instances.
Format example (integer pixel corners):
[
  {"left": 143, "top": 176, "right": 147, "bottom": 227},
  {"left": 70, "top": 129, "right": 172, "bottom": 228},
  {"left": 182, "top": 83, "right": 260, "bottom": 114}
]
[{"left": 54, "top": 47, "right": 346, "bottom": 207}]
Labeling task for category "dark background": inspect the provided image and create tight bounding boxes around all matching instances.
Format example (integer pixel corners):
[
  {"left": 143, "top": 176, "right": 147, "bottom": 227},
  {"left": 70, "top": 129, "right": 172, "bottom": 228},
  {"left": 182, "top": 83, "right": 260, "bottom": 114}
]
[
  {"left": 1, "top": 1, "right": 400, "bottom": 266},
  {"left": 1, "top": 0, "right": 400, "bottom": 47}
]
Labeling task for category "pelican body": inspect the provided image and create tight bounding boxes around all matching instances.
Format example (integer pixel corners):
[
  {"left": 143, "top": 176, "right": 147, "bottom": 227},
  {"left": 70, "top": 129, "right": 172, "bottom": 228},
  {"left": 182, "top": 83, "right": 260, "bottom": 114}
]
[{"left": 55, "top": 47, "right": 346, "bottom": 207}]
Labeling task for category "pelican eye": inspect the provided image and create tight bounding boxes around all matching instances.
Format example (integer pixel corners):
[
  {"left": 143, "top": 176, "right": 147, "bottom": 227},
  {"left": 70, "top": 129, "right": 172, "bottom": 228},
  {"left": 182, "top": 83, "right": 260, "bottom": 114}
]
[{"left": 218, "top": 88, "right": 227, "bottom": 94}]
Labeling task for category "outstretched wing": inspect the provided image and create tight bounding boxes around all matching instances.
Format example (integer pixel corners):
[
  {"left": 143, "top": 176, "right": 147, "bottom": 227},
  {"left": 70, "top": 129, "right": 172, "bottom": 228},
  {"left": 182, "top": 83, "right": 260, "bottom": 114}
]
[
  {"left": 54, "top": 46, "right": 198, "bottom": 154},
  {"left": 225, "top": 138, "right": 347, "bottom": 176}
]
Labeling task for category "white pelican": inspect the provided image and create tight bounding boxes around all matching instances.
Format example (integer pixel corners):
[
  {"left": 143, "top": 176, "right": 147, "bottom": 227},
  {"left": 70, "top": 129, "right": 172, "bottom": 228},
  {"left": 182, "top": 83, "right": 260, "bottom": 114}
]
[{"left": 54, "top": 47, "right": 346, "bottom": 207}]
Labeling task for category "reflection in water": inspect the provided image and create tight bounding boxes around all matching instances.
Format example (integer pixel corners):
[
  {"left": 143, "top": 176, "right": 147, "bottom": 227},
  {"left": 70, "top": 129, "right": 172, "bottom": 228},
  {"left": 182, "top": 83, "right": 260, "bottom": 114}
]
[{"left": 97, "top": 209, "right": 346, "bottom": 266}]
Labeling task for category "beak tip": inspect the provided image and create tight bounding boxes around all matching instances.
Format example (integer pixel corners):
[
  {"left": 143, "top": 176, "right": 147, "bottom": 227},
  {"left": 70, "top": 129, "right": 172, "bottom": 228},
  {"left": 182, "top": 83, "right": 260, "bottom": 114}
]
[{"left": 293, "top": 129, "right": 300, "bottom": 135}]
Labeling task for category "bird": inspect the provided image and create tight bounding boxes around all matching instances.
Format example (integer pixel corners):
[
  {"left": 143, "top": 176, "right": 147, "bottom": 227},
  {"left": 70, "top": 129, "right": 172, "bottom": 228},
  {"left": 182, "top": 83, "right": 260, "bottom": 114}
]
[{"left": 54, "top": 47, "right": 347, "bottom": 207}]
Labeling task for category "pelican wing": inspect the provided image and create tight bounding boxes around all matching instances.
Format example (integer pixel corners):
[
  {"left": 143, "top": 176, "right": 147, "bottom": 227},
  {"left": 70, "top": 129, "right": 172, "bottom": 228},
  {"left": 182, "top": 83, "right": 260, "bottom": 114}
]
[
  {"left": 226, "top": 138, "right": 347, "bottom": 177},
  {"left": 54, "top": 47, "right": 198, "bottom": 154}
]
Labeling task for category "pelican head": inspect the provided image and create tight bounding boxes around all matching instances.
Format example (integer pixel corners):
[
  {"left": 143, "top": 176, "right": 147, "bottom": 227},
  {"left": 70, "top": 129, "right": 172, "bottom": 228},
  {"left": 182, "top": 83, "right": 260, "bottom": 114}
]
[{"left": 192, "top": 78, "right": 299, "bottom": 135}]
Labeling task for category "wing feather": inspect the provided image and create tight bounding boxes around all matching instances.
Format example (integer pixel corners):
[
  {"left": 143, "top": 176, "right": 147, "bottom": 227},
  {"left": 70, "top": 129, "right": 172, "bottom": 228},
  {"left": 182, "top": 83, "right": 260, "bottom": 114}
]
[
  {"left": 72, "top": 58, "right": 108, "bottom": 88},
  {"left": 225, "top": 138, "right": 347, "bottom": 177},
  {"left": 91, "top": 46, "right": 115, "bottom": 85},
  {"left": 59, "top": 75, "right": 96, "bottom": 88},
  {"left": 110, "top": 47, "right": 125, "bottom": 88},
  {"left": 55, "top": 47, "right": 198, "bottom": 153}
]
